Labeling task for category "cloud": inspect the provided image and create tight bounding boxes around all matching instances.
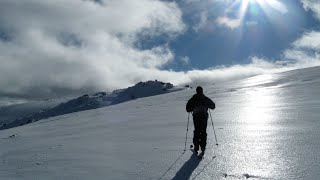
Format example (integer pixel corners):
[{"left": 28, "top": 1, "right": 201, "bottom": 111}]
[
  {"left": 179, "top": 56, "right": 190, "bottom": 65},
  {"left": 293, "top": 31, "right": 320, "bottom": 50},
  {"left": 283, "top": 30, "right": 320, "bottom": 68},
  {"left": 0, "top": 0, "right": 185, "bottom": 102},
  {"left": 1, "top": 0, "right": 320, "bottom": 106},
  {"left": 301, "top": 0, "right": 320, "bottom": 20},
  {"left": 170, "top": 56, "right": 319, "bottom": 87},
  {"left": 216, "top": 16, "right": 241, "bottom": 29},
  {"left": 193, "top": 11, "right": 209, "bottom": 32}
]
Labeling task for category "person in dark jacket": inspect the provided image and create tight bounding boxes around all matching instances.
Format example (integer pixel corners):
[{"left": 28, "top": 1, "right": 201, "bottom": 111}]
[{"left": 186, "top": 86, "right": 215, "bottom": 155}]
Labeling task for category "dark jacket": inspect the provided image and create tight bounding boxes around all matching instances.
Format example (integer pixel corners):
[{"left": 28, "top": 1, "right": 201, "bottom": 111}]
[{"left": 186, "top": 94, "right": 215, "bottom": 114}]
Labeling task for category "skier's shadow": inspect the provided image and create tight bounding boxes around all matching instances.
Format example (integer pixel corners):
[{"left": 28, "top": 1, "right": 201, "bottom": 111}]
[{"left": 171, "top": 153, "right": 201, "bottom": 180}]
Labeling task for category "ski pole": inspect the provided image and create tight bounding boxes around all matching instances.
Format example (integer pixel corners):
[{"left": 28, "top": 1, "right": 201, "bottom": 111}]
[
  {"left": 183, "top": 113, "right": 190, "bottom": 153},
  {"left": 209, "top": 110, "right": 218, "bottom": 146}
]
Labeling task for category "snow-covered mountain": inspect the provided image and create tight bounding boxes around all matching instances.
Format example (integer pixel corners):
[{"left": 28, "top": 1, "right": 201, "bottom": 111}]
[
  {"left": 0, "top": 81, "right": 183, "bottom": 130},
  {"left": 0, "top": 66, "right": 320, "bottom": 179},
  {"left": 0, "top": 98, "right": 68, "bottom": 128}
]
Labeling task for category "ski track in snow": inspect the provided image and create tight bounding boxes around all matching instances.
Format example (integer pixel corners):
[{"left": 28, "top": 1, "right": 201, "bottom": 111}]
[{"left": 1, "top": 66, "right": 320, "bottom": 179}]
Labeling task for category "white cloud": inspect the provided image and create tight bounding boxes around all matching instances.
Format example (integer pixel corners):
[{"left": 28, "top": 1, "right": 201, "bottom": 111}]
[
  {"left": 0, "top": 0, "right": 185, "bottom": 100},
  {"left": 1, "top": 0, "right": 320, "bottom": 105},
  {"left": 216, "top": 16, "right": 241, "bottom": 30},
  {"left": 172, "top": 56, "right": 320, "bottom": 88},
  {"left": 301, "top": 0, "right": 320, "bottom": 20},
  {"left": 293, "top": 31, "right": 320, "bottom": 50},
  {"left": 193, "top": 11, "right": 209, "bottom": 32},
  {"left": 179, "top": 56, "right": 190, "bottom": 64}
]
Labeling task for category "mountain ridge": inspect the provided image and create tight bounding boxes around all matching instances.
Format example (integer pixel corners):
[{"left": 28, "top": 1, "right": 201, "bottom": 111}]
[{"left": 0, "top": 80, "right": 184, "bottom": 130}]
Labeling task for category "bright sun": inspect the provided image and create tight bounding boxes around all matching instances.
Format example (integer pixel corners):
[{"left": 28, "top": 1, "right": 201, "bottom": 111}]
[{"left": 237, "top": 0, "right": 288, "bottom": 22}]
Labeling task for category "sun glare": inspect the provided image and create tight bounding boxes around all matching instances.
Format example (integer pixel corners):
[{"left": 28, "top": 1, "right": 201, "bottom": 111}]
[{"left": 235, "top": 0, "right": 288, "bottom": 25}]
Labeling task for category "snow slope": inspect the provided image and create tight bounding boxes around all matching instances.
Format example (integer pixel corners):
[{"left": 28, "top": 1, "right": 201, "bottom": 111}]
[
  {"left": 0, "top": 99, "right": 67, "bottom": 127},
  {"left": 1, "top": 66, "right": 320, "bottom": 180},
  {"left": 0, "top": 81, "right": 181, "bottom": 130}
]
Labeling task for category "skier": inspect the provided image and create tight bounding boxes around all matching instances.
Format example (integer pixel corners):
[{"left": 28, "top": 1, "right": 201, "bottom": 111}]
[{"left": 186, "top": 86, "right": 215, "bottom": 157}]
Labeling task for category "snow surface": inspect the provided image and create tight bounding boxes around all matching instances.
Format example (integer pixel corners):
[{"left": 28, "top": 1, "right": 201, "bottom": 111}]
[
  {"left": 0, "top": 98, "right": 67, "bottom": 127},
  {"left": 1, "top": 67, "right": 320, "bottom": 179},
  {"left": 0, "top": 81, "right": 181, "bottom": 130}
]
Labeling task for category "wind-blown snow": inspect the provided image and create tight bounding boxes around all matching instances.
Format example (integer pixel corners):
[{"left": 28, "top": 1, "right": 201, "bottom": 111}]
[{"left": 1, "top": 67, "right": 320, "bottom": 179}]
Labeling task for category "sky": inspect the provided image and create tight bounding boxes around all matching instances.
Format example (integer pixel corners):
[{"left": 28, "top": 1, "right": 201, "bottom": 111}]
[{"left": 1, "top": 0, "right": 320, "bottom": 105}]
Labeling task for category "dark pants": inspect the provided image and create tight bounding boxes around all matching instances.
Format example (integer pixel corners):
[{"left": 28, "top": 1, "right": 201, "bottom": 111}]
[{"left": 193, "top": 113, "right": 208, "bottom": 151}]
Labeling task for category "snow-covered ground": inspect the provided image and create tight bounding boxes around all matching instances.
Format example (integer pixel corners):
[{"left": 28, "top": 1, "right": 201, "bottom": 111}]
[
  {"left": 0, "top": 98, "right": 68, "bottom": 128},
  {"left": 1, "top": 66, "right": 320, "bottom": 179},
  {"left": 0, "top": 81, "right": 181, "bottom": 130}
]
